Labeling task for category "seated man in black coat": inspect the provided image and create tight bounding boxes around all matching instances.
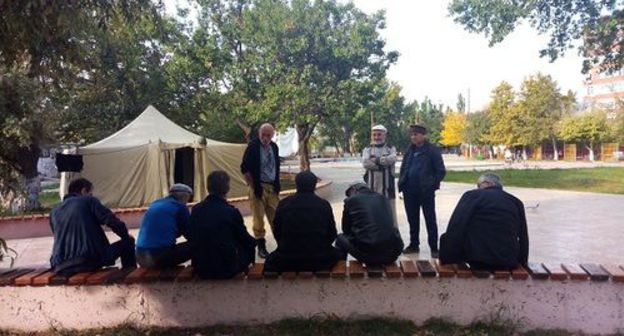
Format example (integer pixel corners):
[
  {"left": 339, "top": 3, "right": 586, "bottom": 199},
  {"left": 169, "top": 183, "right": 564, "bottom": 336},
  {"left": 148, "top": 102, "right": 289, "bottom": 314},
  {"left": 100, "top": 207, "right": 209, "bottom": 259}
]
[
  {"left": 50, "top": 178, "right": 136, "bottom": 276},
  {"left": 189, "top": 171, "right": 256, "bottom": 279},
  {"left": 264, "top": 171, "right": 345, "bottom": 272},
  {"left": 440, "top": 173, "right": 529, "bottom": 270},
  {"left": 336, "top": 183, "right": 404, "bottom": 266}
]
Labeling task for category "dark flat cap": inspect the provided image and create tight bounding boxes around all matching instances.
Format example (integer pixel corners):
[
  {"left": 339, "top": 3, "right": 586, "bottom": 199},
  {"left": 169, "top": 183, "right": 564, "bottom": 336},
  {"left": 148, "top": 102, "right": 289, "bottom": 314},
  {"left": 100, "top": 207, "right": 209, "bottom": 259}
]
[{"left": 409, "top": 124, "right": 427, "bottom": 134}]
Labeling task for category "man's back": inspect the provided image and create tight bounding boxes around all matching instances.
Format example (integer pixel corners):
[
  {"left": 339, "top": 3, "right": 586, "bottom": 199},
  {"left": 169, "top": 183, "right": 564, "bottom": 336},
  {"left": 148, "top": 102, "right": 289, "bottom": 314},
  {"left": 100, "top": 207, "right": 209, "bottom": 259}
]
[
  {"left": 342, "top": 191, "right": 402, "bottom": 253},
  {"left": 441, "top": 187, "right": 528, "bottom": 269},
  {"left": 49, "top": 195, "right": 111, "bottom": 268},
  {"left": 137, "top": 196, "right": 188, "bottom": 249},
  {"left": 272, "top": 193, "right": 337, "bottom": 258},
  {"left": 190, "top": 194, "right": 255, "bottom": 278}
]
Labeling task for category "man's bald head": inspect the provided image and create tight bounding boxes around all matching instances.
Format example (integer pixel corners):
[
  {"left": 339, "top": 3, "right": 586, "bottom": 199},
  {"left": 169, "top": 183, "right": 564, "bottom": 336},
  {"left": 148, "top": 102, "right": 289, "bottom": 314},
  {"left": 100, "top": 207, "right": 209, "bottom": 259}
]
[{"left": 258, "top": 123, "right": 275, "bottom": 146}]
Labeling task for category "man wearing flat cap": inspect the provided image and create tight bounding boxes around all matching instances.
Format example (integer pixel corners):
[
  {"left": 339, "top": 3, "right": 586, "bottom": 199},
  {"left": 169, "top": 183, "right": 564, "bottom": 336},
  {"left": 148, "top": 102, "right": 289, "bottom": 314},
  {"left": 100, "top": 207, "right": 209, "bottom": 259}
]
[
  {"left": 362, "top": 124, "right": 398, "bottom": 226},
  {"left": 398, "top": 124, "right": 446, "bottom": 257},
  {"left": 136, "top": 183, "right": 193, "bottom": 268}
]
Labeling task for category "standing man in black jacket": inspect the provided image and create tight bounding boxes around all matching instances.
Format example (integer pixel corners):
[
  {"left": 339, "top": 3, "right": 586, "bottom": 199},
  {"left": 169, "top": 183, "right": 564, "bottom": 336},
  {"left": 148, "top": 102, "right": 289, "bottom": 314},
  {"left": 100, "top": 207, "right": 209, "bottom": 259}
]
[
  {"left": 264, "top": 171, "right": 344, "bottom": 272},
  {"left": 189, "top": 171, "right": 256, "bottom": 279},
  {"left": 440, "top": 173, "right": 529, "bottom": 270},
  {"left": 50, "top": 178, "right": 135, "bottom": 276},
  {"left": 398, "top": 124, "right": 446, "bottom": 257},
  {"left": 240, "top": 123, "right": 281, "bottom": 258}
]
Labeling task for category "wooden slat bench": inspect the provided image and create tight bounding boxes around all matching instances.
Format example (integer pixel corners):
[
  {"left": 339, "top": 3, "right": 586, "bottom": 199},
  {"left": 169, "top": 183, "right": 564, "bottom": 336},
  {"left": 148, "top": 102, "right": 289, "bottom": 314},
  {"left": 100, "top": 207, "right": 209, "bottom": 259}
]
[{"left": 2, "top": 262, "right": 623, "bottom": 284}]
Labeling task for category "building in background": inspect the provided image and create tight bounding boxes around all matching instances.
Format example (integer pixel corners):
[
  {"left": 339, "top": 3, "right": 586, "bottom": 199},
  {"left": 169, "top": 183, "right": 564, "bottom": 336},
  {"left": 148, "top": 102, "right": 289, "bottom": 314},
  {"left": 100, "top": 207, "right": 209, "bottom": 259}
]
[{"left": 583, "top": 68, "right": 624, "bottom": 119}]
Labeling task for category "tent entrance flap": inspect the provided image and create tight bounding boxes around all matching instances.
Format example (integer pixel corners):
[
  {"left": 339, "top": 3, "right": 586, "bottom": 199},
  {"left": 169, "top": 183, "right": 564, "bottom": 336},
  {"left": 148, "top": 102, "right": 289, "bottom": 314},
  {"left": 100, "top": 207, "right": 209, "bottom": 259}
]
[{"left": 174, "top": 147, "right": 195, "bottom": 193}]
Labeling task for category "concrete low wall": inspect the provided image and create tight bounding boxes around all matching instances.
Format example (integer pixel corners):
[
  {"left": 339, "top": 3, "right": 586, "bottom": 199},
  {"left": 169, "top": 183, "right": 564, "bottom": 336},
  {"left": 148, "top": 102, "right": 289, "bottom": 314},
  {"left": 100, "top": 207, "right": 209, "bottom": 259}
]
[{"left": 1, "top": 277, "right": 623, "bottom": 333}]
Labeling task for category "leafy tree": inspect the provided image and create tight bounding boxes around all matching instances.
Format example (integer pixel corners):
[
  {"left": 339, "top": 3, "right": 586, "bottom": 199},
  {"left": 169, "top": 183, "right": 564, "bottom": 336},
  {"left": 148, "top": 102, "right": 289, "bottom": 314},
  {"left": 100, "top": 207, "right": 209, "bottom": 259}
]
[
  {"left": 559, "top": 111, "right": 611, "bottom": 161},
  {"left": 193, "top": 0, "right": 397, "bottom": 170},
  {"left": 463, "top": 111, "right": 491, "bottom": 145},
  {"left": 456, "top": 93, "right": 466, "bottom": 113},
  {"left": 483, "top": 81, "right": 522, "bottom": 146},
  {"left": 408, "top": 97, "right": 445, "bottom": 145},
  {"left": 516, "top": 73, "right": 574, "bottom": 160},
  {"left": 448, "top": 0, "right": 624, "bottom": 73},
  {"left": 440, "top": 111, "right": 467, "bottom": 146},
  {"left": 0, "top": 1, "right": 162, "bottom": 209}
]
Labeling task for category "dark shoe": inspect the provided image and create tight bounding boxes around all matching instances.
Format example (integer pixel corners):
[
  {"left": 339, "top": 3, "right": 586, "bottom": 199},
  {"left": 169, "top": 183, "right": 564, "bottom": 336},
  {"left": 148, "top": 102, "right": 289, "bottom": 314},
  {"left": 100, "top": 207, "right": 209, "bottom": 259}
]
[
  {"left": 430, "top": 250, "right": 439, "bottom": 259},
  {"left": 257, "top": 238, "right": 269, "bottom": 259},
  {"left": 403, "top": 245, "right": 420, "bottom": 254}
]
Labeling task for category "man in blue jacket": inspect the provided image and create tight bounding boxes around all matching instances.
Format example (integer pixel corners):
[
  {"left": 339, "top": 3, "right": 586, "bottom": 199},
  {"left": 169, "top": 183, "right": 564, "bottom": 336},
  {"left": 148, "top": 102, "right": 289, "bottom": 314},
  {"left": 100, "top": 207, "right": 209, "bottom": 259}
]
[
  {"left": 189, "top": 171, "right": 256, "bottom": 279},
  {"left": 398, "top": 124, "right": 446, "bottom": 257},
  {"left": 50, "top": 178, "right": 135, "bottom": 275},
  {"left": 136, "top": 183, "right": 192, "bottom": 269}
]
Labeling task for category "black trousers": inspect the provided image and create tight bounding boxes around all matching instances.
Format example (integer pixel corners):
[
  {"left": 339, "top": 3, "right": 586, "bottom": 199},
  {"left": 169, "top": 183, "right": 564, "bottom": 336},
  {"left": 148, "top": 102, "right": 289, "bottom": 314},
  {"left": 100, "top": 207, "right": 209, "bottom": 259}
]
[
  {"left": 54, "top": 236, "right": 136, "bottom": 276},
  {"left": 335, "top": 234, "right": 400, "bottom": 266},
  {"left": 403, "top": 191, "right": 438, "bottom": 251},
  {"left": 136, "top": 242, "right": 192, "bottom": 269}
]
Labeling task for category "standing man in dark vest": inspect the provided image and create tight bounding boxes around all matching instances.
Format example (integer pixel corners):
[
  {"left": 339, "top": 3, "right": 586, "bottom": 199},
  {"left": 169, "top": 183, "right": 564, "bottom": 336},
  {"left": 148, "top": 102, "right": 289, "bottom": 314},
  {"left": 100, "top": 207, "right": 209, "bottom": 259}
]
[
  {"left": 240, "top": 123, "right": 281, "bottom": 258},
  {"left": 362, "top": 124, "right": 398, "bottom": 226},
  {"left": 398, "top": 124, "right": 446, "bottom": 258}
]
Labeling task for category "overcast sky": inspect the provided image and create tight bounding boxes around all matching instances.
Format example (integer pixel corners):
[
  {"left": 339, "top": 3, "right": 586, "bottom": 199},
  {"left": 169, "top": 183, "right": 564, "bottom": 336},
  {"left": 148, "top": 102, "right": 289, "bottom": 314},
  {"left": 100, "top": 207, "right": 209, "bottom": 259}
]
[{"left": 165, "top": 0, "right": 587, "bottom": 111}]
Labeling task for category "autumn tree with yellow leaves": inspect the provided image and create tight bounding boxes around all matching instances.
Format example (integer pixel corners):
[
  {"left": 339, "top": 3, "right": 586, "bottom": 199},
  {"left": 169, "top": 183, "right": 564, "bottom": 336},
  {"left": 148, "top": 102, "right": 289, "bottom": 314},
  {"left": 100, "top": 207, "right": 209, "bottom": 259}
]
[{"left": 440, "top": 111, "right": 467, "bottom": 146}]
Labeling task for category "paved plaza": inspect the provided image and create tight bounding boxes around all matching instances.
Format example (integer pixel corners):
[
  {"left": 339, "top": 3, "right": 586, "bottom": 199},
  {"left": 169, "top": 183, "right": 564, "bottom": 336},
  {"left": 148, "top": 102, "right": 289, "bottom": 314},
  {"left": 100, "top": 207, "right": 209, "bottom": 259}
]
[{"left": 3, "top": 156, "right": 624, "bottom": 268}]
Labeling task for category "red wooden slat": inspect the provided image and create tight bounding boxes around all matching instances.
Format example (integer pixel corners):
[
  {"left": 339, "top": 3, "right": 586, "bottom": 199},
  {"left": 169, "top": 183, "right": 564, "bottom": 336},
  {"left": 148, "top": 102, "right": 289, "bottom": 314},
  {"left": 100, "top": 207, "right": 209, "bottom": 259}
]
[
  {"left": 511, "top": 266, "right": 530, "bottom": 280},
  {"left": 143, "top": 268, "right": 162, "bottom": 282},
  {"left": 85, "top": 268, "right": 120, "bottom": 285},
  {"left": 247, "top": 263, "right": 264, "bottom": 280},
  {"left": 434, "top": 260, "right": 455, "bottom": 278},
  {"left": 543, "top": 263, "right": 568, "bottom": 281},
  {"left": 32, "top": 270, "right": 56, "bottom": 286},
  {"left": 366, "top": 265, "right": 384, "bottom": 278},
  {"left": 453, "top": 263, "right": 472, "bottom": 278},
  {"left": 493, "top": 270, "right": 511, "bottom": 280},
  {"left": 14, "top": 269, "right": 49, "bottom": 286},
  {"left": 123, "top": 268, "right": 150, "bottom": 284},
  {"left": 562, "top": 263, "right": 589, "bottom": 281},
  {"left": 416, "top": 260, "right": 437, "bottom": 277},
  {"left": 579, "top": 263, "right": 609, "bottom": 281},
  {"left": 68, "top": 271, "right": 95, "bottom": 285},
  {"left": 330, "top": 261, "right": 347, "bottom": 278},
  {"left": 384, "top": 262, "right": 402, "bottom": 278},
  {"left": 400, "top": 260, "right": 419, "bottom": 278},
  {"left": 601, "top": 264, "right": 624, "bottom": 283},
  {"left": 348, "top": 261, "right": 365, "bottom": 278}
]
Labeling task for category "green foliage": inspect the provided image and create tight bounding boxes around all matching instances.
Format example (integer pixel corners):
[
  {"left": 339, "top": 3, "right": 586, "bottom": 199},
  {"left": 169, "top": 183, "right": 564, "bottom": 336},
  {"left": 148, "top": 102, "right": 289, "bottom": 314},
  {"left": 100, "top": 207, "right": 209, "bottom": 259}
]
[
  {"left": 448, "top": 0, "right": 624, "bottom": 73},
  {"left": 559, "top": 110, "right": 611, "bottom": 147},
  {"left": 463, "top": 110, "right": 490, "bottom": 145},
  {"left": 483, "top": 81, "right": 520, "bottom": 145},
  {"left": 0, "top": 0, "right": 163, "bottom": 204},
  {"left": 408, "top": 97, "right": 445, "bottom": 145}
]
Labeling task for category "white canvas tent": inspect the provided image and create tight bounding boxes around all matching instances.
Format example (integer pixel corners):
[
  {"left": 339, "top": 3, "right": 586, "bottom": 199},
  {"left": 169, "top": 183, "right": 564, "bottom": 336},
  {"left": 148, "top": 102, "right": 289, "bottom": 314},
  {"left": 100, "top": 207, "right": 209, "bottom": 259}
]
[{"left": 60, "top": 105, "right": 247, "bottom": 208}]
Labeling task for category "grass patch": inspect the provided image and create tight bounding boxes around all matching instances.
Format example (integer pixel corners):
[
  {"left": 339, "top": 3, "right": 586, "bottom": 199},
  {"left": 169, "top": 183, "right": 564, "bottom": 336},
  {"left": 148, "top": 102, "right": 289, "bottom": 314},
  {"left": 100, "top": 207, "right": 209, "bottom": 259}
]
[
  {"left": 445, "top": 167, "right": 624, "bottom": 194},
  {"left": 0, "top": 317, "right": 606, "bottom": 336}
]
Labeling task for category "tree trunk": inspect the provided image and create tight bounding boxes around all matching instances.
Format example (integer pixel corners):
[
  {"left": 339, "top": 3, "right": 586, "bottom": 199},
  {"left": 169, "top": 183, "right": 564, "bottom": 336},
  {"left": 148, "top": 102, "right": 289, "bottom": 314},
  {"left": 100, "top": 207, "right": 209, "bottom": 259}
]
[
  {"left": 587, "top": 143, "right": 595, "bottom": 161},
  {"left": 236, "top": 118, "right": 253, "bottom": 142},
  {"left": 552, "top": 137, "right": 559, "bottom": 161},
  {"left": 296, "top": 123, "right": 316, "bottom": 171}
]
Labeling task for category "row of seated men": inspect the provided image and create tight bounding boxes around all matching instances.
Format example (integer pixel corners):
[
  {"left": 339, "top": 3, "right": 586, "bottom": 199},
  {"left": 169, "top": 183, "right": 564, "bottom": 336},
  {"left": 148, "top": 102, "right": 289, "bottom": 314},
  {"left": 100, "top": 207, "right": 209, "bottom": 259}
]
[{"left": 49, "top": 171, "right": 529, "bottom": 279}]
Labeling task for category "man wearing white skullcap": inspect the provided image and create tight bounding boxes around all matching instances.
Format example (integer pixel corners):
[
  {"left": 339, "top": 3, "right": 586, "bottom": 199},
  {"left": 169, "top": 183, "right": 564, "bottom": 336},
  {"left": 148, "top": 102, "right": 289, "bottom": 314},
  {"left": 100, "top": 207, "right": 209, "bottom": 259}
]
[{"left": 362, "top": 124, "right": 398, "bottom": 226}]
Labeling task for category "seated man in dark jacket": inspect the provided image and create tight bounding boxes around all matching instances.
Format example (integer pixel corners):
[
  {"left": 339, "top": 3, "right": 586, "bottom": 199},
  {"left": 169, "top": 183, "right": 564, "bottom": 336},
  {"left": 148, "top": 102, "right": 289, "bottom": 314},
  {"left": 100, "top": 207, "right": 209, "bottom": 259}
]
[
  {"left": 336, "top": 183, "right": 404, "bottom": 266},
  {"left": 190, "top": 170, "right": 256, "bottom": 279},
  {"left": 264, "top": 171, "right": 345, "bottom": 272},
  {"left": 135, "top": 183, "right": 193, "bottom": 269},
  {"left": 440, "top": 173, "right": 529, "bottom": 270},
  {"left": 50, "top": 178, "right": 136, "bottom": 276}
]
